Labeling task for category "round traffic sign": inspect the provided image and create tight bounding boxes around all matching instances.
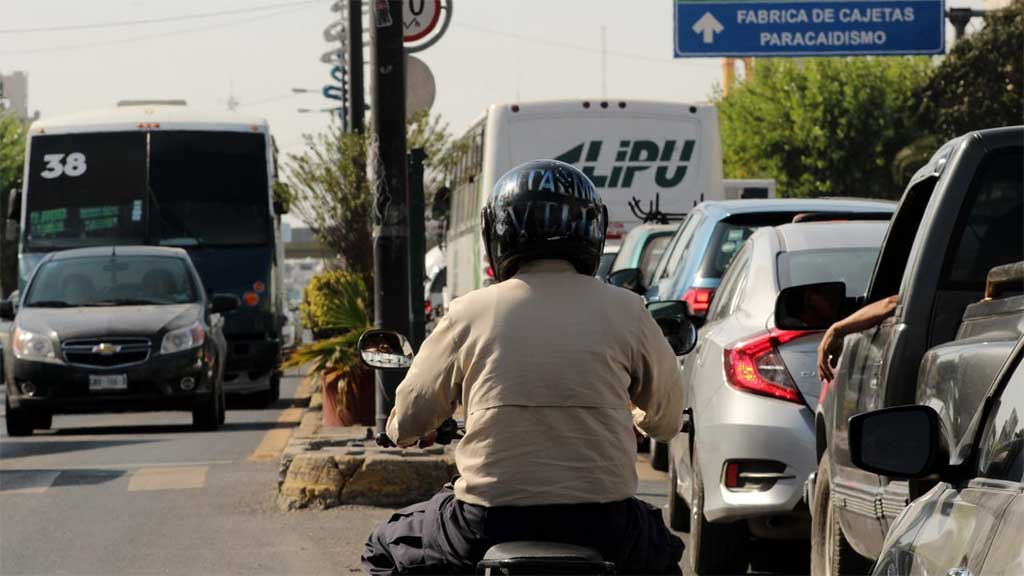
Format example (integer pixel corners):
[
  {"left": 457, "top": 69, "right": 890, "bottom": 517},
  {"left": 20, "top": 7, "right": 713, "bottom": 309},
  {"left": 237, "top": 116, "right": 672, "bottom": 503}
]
[
  {"left": 405, "top": 55, "right": 436, "bottom": 117},
  {"left": 403, "top": 0, "right": 442, "bottom": 42}
]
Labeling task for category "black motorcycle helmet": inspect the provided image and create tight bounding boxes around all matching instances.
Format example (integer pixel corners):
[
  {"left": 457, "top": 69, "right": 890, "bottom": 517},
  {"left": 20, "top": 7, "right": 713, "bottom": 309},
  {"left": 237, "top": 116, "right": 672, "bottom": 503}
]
[{"left": 481, "top": 160, "right": 608, "bottom": 281}]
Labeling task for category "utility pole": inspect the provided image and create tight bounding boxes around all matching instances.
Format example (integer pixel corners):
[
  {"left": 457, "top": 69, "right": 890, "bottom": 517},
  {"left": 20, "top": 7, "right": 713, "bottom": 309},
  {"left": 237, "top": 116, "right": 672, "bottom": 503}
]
[
  {"left": 369, "top": 0, "right": 409, "bottom": 433},
  {"left": 947, "top": 8, "right": 985, "bottom": 42},
  {"left": 348, "top": 0, "right": 365, "bottom": 133}
]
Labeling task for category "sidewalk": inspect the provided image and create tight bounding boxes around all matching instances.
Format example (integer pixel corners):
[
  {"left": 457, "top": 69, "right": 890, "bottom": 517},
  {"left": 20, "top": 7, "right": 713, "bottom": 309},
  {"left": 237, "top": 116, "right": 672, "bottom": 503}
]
[{"left": 276, "top": 379, "right": 456, "bottom": 511}]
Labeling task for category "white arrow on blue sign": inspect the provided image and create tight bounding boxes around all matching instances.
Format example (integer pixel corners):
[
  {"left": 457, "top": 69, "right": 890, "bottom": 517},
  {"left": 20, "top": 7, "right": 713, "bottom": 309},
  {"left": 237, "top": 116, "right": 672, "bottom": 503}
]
[{"left": 674, "top": 0, "right": 945, "bottom": 57}]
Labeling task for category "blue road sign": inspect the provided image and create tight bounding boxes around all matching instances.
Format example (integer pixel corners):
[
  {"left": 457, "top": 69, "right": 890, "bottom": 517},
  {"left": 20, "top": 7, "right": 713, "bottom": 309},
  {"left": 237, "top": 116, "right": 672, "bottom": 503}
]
[{"left": 674, "top": 0, "right": 945, "bottom": 57}]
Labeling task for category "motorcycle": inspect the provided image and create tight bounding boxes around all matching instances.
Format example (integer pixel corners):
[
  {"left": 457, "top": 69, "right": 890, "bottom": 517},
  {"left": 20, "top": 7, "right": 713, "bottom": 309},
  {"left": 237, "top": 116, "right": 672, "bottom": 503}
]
[{"left": 356, "top": 300, "right": 696, "bottom": 575}]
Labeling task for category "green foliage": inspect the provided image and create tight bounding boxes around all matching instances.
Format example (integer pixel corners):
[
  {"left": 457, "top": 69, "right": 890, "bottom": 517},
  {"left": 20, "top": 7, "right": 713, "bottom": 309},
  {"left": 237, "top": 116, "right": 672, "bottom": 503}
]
[
  {"left": 298, "top": 269, "right": 370, "bottom": 336},
  {"left": 272, "top": 180, "right": 294, "bottom": 214},
  {"left": 717, "top": 57, "right": 932, "bottom": 199},
  {"left": 0, "top": 111, "right": 25, "bottom": 194},
  {"left": 285, "top": 112, "right": 458, "bottom": 283},
  {"left": 917, "top": 0, "right": 1024, "bottom": 139}
]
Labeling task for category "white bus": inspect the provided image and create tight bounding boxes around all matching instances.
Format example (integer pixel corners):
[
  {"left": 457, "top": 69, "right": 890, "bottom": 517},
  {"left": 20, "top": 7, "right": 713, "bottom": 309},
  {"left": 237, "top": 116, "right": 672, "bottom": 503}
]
[
  {"left": 445, "top": 99, "right": 725, "bottom": 300},
  {"left": 11, "top": 101, "right": 287, "bottom": 401}
]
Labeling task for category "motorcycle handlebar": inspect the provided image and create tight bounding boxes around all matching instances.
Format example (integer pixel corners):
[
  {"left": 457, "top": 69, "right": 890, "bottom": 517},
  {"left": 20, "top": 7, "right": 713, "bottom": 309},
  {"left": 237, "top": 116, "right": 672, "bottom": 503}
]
[{"left": 375, "top": 418, "right": 464, "bottom": 448}]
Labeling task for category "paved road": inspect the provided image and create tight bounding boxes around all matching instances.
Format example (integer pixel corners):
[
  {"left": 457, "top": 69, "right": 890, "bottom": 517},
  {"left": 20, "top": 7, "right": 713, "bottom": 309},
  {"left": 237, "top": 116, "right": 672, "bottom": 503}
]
[{"left": 2, "top": 371, "right": 804, "bottom": 575}]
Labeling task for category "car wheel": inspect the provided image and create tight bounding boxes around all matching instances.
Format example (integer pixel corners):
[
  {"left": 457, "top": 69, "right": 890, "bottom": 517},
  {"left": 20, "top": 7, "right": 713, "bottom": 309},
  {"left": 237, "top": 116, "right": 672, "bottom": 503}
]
[
  {"left": 650, "top": 440, "right": 669, "bottom": 471},
  {"left": 667, "top": 457, "right": 691, "bottom": 532},
  {"left": 689, "top": 447, "right": 749, "bottom": 575},
  {"left": 5, "top": 397, "right": 34, "bottom": 437},
  {"left": 33, "top": 410, "right": 52, "bottom": 430},
  {"left": 192, "top": 391, "right": 220, "bottom": 431},
  {"left": 216, "top": 385, "right": 226, "bottom": 426},
  {"left": 260, "top": 372, "right": 281, "bottom": 406},
  {"left": 811, "top": 457, "right": 873, "bottom": 576}
]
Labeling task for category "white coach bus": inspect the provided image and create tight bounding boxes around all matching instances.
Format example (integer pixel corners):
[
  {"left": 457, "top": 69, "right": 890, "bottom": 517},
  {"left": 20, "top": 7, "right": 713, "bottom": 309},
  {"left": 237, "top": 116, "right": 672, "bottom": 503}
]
[{"left": 444, "top": 99, "right": 725, "bottom": 301}]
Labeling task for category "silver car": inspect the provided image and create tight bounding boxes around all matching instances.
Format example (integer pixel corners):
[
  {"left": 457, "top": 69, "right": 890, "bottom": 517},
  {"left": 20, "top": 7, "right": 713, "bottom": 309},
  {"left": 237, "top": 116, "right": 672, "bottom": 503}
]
[{"left": 669, "top": 220, "right": 888, "bottom": 574}]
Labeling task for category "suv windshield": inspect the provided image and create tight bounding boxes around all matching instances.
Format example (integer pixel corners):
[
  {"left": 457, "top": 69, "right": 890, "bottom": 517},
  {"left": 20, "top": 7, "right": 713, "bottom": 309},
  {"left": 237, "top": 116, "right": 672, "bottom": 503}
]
[
  {"left": 697, "top": 213, "right": 802, "bottom": 280},
  {"left": 25, "top": 255, "right": 197, "bottom": 307},
  {"left": 149, "top": 131, "right": 270, "bottom": 246}
]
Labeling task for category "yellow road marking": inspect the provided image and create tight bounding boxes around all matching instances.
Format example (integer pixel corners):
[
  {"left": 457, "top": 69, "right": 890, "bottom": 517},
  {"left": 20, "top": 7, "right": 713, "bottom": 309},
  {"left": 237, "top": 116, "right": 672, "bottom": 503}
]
[
  {"left": 247, "top": 377, "right": 313, "bottom": 462},
  {"left": 127, "top": 466, "right": 207, "bottom": 491}
]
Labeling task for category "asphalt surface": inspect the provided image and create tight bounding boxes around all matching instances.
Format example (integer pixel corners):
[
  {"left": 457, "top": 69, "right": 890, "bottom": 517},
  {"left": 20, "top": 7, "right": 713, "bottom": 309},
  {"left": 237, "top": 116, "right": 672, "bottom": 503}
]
[{"left": 2, "top": 370, "right": 805, "bottom": 575}]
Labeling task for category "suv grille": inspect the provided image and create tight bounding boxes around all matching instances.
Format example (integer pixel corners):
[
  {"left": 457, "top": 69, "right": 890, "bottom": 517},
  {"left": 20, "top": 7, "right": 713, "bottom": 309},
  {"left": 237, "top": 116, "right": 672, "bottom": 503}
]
[{"left": 62, "top": 338, "right": 152, "bottom": 367}]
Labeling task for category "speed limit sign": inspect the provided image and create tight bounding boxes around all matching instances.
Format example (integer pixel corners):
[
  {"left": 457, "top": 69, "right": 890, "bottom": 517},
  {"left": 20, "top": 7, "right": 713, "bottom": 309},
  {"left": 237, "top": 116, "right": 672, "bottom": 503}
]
[{"left": 403, "top": 0, "right": 442, "bottom": 42}]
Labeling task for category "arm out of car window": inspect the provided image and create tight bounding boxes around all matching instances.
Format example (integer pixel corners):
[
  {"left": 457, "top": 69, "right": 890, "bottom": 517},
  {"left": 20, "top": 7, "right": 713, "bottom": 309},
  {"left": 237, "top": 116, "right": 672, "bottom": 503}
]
[
  {"left": 385, "top": 314, "right": 463, "bottom": 447},
  {"left": 629, "top": 298, "right": 685, "bottom": 442},
  {"left": 817, "top": 294, "right": 899, "bottom": 381}
]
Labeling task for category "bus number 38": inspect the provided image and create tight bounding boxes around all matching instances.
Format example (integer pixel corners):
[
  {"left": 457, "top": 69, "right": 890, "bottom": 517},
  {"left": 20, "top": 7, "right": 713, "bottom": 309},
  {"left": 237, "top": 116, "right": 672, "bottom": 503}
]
[{"left": 40, "top": 152, "right": 88, "bottom": 179}]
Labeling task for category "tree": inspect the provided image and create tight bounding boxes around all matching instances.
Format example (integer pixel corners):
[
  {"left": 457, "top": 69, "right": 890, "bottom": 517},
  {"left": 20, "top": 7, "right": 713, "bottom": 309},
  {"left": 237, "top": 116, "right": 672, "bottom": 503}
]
[
  {"left": 0, "top": 111, "right": 25, "bottom": 297},
  {"left": 716, "top": 57, "right": 931, "bottom": 199},
  {"left": 285, "top": 111, "right": 458, "bottom": 287},
  {"left": 917, "top": 0, "right": 1023, "bottom": 139}
]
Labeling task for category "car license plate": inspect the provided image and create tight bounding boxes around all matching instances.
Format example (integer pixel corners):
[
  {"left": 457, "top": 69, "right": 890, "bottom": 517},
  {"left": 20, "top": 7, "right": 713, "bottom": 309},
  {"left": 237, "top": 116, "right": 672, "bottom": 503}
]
[{"left": 89, "top": 374, "right": 127, "bottom": 391}]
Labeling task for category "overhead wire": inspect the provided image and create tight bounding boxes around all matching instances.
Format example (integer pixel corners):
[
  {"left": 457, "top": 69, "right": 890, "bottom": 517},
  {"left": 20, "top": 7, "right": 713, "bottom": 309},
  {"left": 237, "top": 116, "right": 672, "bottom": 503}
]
[{"left": 0, "top": 0, "right": 328, "bottom": 34}]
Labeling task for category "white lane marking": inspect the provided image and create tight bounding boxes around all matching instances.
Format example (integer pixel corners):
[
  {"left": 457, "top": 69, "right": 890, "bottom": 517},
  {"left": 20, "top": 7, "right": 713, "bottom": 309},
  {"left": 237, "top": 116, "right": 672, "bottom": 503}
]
[
  {"left": 0, "top": 459, "right": 233, "bottom": 472},
  {"left": 127, "top": 466, "right": 208, "bottom": 492},
  {"left": 0, "top": 470, "right": 61, "bottom": 494}
]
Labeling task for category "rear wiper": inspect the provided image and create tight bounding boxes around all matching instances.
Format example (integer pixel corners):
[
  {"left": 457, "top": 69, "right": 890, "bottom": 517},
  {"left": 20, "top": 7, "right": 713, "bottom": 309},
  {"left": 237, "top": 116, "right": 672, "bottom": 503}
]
[{"left": 26, "top": 300, "right": 73, "bottom": 308}]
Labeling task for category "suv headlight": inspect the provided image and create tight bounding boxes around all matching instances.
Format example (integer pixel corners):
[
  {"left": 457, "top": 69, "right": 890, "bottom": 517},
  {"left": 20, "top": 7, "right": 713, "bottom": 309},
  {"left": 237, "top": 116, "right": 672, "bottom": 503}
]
[
  {"left": 12, "top": 327, "right": 57, "bottom": 361},
  {"left": 160, "top": 322, "right": 206, "bottom": 355}
]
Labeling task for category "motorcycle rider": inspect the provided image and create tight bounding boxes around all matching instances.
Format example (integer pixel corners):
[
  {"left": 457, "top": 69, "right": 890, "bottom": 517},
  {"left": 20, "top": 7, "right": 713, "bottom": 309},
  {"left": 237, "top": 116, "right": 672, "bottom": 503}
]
[{"left": 362, "top": 160, "right": 686, "bottom": 574}]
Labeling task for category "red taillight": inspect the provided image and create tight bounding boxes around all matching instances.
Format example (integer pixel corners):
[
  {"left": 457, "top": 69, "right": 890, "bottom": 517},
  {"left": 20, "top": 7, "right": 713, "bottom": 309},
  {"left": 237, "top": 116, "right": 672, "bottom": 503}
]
[
  {"left": 485, "top": 266, "right": 495, "bottom": 278},
  {"left": 723, "top": 330, "right": 815, "bottom": 404},
  {"left": 424, "top": 299, "right": 432, "bottom": 315},
  {"left": 725, "top": 462, "right": 740, "bottom": 488},
  {"left": 682, "top": 287, "right": 715, "bottom": 316}
]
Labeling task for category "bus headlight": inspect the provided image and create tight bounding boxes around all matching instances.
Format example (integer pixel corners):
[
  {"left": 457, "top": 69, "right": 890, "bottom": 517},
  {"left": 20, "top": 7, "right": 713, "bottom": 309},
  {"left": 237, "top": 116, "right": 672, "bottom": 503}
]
[
  {"left": 12, "top": 327, "right": 57, "bottom": 361},
  {"left": 161, "top": 322, "right": 206, "bottom": 355}
]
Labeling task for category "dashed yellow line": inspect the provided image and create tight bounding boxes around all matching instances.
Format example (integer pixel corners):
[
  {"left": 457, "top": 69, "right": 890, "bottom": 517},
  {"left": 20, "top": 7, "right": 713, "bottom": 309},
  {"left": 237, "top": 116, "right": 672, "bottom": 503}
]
[{"left": 247, "top": 377, "right": 313, "bottom": 462}]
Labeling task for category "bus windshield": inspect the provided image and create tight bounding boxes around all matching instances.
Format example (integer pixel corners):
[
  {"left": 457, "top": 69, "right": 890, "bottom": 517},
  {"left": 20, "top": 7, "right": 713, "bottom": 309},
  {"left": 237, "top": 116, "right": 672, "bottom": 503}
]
[
  {"left": 23, "top": 130, "right": 271, "bottom": 251},
  {"left": 24, "top": 132, "right": 148, "bottom": 250},
  {"left": 149, "top": 131, "right": 270, "bottom": 246}
]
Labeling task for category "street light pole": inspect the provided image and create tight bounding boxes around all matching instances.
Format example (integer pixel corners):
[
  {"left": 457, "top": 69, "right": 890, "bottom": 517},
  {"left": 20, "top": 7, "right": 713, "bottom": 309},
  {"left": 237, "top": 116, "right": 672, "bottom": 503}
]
[
  {"left": 369, "top": 0, "right": 409, "bottom": 433},
  {"left": 348, "top": 0, "right": 365, "bottom": 133}
]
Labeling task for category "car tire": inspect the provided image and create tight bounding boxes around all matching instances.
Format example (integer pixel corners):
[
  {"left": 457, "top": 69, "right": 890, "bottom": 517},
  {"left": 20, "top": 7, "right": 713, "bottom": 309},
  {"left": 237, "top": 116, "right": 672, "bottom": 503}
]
[
  {"left": 192, "top": 391, "right": 220, "bottom": 431},
  {"left": 689, "top": 447, "right": 749, "bottom": 575},
  {"left": 811, "top": 457, "right": 873, "bottom": 576},
  {"left": 33, "top": 410, "right": 52, "bottom": 430},
  {"left": 261, "top": 372, "right": 281, "bottom": 406},
  {"left": 5, "top": 397, "right": 34, "bottom": 437},
  {"left": 216, "top": 386, "right": 226, "bottom": 426},
  {"left": 650, "top": 440, "right": 669, "bottom": 471},
  {"left": 667, "top": 457, "right": 691, "bottom": 532}
]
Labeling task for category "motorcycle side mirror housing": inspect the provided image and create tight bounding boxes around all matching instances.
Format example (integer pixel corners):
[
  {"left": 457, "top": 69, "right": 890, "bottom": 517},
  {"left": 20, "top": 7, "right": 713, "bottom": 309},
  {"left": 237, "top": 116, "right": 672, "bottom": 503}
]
[
  {"left": 645, "top": 300, "right": 697, "bottom": 356},
  {"left": 358, "top": 329, "right": 414, "bottom": 370}
]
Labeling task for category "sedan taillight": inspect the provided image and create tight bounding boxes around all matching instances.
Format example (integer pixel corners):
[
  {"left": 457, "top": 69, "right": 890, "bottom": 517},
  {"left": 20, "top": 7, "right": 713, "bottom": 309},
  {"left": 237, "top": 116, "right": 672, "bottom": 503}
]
[
  {"left": 723, "top": 330, "right": 814, "bottom": 404},
  {"left": 682, "top": 287, "right": 715, "bottom": 316}
]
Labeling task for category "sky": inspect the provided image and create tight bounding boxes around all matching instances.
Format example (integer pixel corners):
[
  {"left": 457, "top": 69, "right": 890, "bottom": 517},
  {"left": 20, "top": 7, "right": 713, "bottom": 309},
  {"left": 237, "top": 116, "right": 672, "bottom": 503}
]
[{"left": 2, "top": 0, "right": 987, "bottom": 226}]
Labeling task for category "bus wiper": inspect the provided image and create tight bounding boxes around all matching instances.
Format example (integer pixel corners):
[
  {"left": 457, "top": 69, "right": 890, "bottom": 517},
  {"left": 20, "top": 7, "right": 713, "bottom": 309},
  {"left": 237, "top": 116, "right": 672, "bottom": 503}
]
[
  {"left": 145, "top": 184, "right": 204, "bottom": 249},
  {"left": 26, "top": 300, "right": 74, "bottom": 308}
]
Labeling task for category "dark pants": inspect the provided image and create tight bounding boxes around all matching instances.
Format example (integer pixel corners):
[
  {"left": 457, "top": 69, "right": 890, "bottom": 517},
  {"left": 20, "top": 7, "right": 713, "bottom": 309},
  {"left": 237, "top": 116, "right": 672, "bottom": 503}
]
[{"left": 362, "top": 487, "right": 684, "bottom": 575}]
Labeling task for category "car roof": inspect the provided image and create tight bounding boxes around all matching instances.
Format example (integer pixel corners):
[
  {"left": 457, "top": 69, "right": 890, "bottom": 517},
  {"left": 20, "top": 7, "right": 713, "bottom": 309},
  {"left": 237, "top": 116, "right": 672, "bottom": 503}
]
[
  {"left": 45, "top": 245, "right": 190, "bottom": 261},
  {"left": 696, "top": 198, "right": 896, "bottom": 219},
  {"left": 770, "top": 221, "right": 889, "bottom": 252}
]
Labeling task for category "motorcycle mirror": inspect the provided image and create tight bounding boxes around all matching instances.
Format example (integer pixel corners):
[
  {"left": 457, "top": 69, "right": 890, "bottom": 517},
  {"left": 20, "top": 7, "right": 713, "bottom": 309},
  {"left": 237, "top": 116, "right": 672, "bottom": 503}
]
[
  {"left": 645, "top": 301, "right": 698, "bottom": 355},
  {"left": 358, "top": 329, "right": 414, "bottom": 370}
]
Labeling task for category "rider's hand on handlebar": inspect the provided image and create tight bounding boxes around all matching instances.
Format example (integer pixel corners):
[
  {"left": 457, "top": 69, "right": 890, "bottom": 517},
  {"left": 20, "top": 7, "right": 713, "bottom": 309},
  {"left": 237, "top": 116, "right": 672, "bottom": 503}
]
[{"left": 417, "top": 430, "right": 438, "bottom": 448}]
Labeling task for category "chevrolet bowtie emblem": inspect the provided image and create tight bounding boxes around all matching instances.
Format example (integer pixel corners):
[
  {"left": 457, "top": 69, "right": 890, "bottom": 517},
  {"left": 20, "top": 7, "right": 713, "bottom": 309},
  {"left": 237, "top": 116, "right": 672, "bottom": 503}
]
[{"left": 93, "top": 343, "right": 122, "bottom": 355}]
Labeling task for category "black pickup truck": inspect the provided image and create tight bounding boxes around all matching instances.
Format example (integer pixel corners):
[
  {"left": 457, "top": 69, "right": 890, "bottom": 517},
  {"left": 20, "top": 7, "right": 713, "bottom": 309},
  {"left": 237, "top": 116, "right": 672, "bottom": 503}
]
[{"left": 782, "top": 126, "right": 1023, "bottom": 575}]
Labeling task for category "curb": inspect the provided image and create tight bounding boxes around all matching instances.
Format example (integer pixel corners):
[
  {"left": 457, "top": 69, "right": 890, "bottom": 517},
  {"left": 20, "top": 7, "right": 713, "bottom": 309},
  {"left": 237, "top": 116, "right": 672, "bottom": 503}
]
[{"left": 276, "top": 375, "right": 456, "bottom": 511}]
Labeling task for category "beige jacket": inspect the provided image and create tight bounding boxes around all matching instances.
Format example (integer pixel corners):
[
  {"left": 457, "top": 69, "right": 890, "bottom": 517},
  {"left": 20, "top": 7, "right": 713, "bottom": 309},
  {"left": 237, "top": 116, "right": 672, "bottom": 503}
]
[{"left": 386, "top": 259, "right": 684, "bottom": 507}]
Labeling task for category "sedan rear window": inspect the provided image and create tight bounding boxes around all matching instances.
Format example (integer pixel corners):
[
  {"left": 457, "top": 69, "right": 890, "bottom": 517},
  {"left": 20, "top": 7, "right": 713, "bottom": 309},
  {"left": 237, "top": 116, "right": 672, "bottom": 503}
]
[
  {"left": 25, "top": 255, "right": 197, "bottom": 307},
  {"left": 777, "top": 247, "right": 881, "bottom": 296}
]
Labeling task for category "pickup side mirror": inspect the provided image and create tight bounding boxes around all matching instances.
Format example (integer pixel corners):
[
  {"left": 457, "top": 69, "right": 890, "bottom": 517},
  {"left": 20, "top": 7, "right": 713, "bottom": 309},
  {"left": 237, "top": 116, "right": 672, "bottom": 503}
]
[
  {"left": 646, "top": 300, "right": 698, "bottom": 356},
  {"left": 849, "top": 405, "right": 948, "bottom": 479},
  {"left": 358, "top": 329, "right": 414, "bottom": 370},
  {"left": 209, "top": 294, "right": 241, "bottom": 314},
  {"left": 608, "top": 268, "right": 643, "bottom": 294},
  {"left": 774, "top": 281, "right": 846, "bottom": 330},
  {"left": 0, "top": 300, "right": 14, "bottom": 321}
]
